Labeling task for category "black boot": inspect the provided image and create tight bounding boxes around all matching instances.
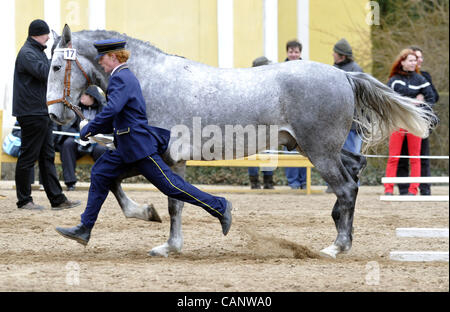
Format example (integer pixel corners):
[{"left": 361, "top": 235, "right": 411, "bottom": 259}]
[
  {"left": 249, "top": 175, "right": 260, "bottom": 189},
  {"left": 55, "top": 223, "right": 91, "bottom": 246},
  {"left": 263, "top": 175, "right": 275, "bottom": 189}
]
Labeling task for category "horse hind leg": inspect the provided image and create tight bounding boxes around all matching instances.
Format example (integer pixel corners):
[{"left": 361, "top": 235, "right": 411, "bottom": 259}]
[{"left": 331, "top": 149, "right": 367, "bottom": 231}]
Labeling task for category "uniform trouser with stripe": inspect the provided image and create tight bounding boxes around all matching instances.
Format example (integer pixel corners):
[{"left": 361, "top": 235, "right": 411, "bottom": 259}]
[{"left": 81, "top": 150, "right": 227, "bottom": 228}]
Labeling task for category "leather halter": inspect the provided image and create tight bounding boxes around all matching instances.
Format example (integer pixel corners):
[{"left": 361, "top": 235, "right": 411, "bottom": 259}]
[{"left": 46, "top": 42, "right": 90, "bottom": 120}]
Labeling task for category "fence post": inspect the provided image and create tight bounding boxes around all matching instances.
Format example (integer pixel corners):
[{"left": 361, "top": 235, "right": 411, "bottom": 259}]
[{"left": 306, "top": 166, "right": 311, "bottom": 195}]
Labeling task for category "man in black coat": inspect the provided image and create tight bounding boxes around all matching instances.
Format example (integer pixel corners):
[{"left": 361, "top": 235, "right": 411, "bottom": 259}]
[{"left": 12, "top": 19, "right": 80, "bottom": 210}]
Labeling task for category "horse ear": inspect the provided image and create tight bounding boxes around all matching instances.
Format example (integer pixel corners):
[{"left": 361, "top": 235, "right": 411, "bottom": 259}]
[
  {"left": 51, "top": 30, "right": 59, "bottom": 41},
  {"left": 61, "top": 24, "right": 72, "bottom": 47}
]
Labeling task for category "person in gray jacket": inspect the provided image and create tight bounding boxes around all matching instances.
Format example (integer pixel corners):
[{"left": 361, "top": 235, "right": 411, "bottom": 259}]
[
  {"left": 333, "top": 38, "right": 363, "bottom": 73},
  {"left": 332, "top": 38, "right": 364, "bottom": 154},
  {"left": 332, "top": 39, "right": 364, "bottom": 154},
  {"left": 327, "top": 38, "right": 364, "bottom": 192}
]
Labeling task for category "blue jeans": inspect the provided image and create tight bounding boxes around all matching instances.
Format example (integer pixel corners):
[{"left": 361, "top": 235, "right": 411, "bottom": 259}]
[
  {"left": 248, "top": 167, "right": 274, "bottom": 176},
  {"left": 342, "top": 129, "right": 362, "bottom": 186},
  {"left": 285, "top": 167, "right": 306, "bottom": 188},
  {"left": 283, "top": 146, "right": 306, "bottom": 188},
  {"left": 343, "top": 129, "right": 362, "bottom": 155}
]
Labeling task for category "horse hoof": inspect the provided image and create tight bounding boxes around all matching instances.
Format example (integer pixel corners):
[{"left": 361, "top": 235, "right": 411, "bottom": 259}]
[
  {"left": 319, "top": 244, "right": 341, "bottom": 259},
  {"left": 147, "top": 204, "right": 162, "bottom": 223},
  {"left": 149, "top": 244, "right": 169, "bottom": 258}
]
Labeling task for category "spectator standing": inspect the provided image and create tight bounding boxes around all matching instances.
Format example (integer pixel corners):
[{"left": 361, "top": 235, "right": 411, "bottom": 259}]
[
  {"left": 383, "top": 49, "right": 435, "bottom": 196},
  {"left": 327, "top": 38, "right": 364, "bottom": 193},
  {"left": 333, "top": 38, "right": 364, "bottom": 73},
  {"left": 248, "top": 56, "right": 276, "bottom": 189},
  {"left": 55, "top": 86, "right": 108, "bottom": 191},
  {"left": 332, "top": 38, "right": 364, "bottom": 153},
  {"left": 283, "top": 40, "right": 306, "bottom": 189},
  {"left": 396, "top": 46, "right": 439, "bottom": 195},
  {"left": 12, "top": 19, "right": 80, "bottom": 210}
]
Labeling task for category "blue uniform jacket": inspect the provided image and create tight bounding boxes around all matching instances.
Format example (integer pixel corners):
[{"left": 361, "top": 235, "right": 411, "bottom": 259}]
[{"left": 81, "top": 64, "right": 170, "bottom": 163}]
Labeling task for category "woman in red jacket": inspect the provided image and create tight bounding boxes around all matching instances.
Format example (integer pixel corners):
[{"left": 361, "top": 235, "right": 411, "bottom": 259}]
[{"left": 384, "top": 49, "right": 436, "bottom": 196}]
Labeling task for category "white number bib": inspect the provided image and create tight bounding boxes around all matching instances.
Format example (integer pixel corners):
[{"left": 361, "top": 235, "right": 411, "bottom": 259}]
[{"left": 54, "top": 48, "right": 77, "bottom": 60}]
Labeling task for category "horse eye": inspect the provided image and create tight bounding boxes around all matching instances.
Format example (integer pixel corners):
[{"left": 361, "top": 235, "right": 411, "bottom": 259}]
[{"left": 53, "top": 65, "right": 62, "bottom": 72}]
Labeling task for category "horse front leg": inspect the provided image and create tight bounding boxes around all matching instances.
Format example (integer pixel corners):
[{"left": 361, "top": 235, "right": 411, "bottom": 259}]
[
  {"left": 109, "top": 168, "right": 162, "bottom": 222},
  {"left": 149, "top": 161, "right": 186, "bottom": 257}
]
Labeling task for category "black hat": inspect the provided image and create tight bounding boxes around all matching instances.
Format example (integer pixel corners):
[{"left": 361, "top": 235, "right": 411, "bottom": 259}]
[
  {"left": 93, "top": 39, "right": 127, "bottom": 60},
  {"left": 252, "top": 56, "right": 271, "bottom": 67},
  {"left": 28, "top": 19, "right": 50, "bottom": 37},
  {"left": 333, "top": 38, "right": 353, "bottom": 56}
]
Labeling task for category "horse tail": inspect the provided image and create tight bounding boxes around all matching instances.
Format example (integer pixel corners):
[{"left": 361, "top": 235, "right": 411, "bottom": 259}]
[{"left": 345, "top": 71, "right": 436, "bottom": 147}]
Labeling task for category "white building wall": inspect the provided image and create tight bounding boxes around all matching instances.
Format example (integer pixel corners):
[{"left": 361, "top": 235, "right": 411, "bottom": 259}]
[
  {"left": 297, "top": 0, "right": 309, "bottom": 60},
  {"left": 264, "top": 0, "right": 278, "bottom": 63},
  {"left": 89, "top": 0, "right": 106, "bottom": 30},
  {"left": 217, "top": 0, "right": 234, "bottom": 68},
  {"left": 0, "top": 0, "right": 16, "bottom": 131},
  {"left": 45, "top": 0, "right": 61, "bottom": 58}
]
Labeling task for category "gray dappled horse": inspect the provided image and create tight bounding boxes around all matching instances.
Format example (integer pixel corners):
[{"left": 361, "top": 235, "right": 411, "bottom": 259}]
[{"left": 47, "top": 25, "right": 434, "bottom": 258}]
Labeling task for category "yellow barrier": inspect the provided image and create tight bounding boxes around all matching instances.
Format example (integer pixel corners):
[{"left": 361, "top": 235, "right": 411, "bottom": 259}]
[
  {"left": 186, "top": 154, "right": 314, "bottom": 194},
  {"left": 0, "top": 110, "right": 315, "bottom": 194}
]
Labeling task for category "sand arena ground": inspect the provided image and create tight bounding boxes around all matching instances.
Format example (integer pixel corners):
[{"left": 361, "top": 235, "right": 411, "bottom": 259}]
[{"left": 0, "top": 182, "right": 448, "bottom": 292}]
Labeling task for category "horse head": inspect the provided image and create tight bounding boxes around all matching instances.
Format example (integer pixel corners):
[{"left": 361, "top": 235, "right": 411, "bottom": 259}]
[{"left": 47, "top": 24, "right": 107, "bottom": 125}]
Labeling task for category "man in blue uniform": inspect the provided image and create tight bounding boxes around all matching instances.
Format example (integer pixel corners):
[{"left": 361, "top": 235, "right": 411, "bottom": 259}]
[{"left": 56, "top": 39, "right": 232, "bottom": 245}]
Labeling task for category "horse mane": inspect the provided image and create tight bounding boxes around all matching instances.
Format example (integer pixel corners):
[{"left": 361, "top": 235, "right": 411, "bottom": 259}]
[
  {"left": 53, "top": 29, "right": 183, "bottom": 95},
  {"left": 73, "top": 29, "right": 173, "bottom": 58}
]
